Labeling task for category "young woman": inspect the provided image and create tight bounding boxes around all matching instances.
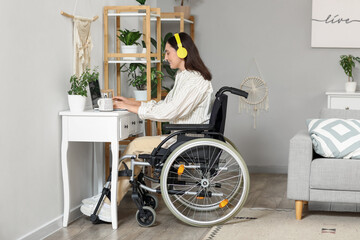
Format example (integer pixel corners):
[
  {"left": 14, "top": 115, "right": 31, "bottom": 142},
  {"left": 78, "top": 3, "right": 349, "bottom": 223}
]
[{"left": 80, "top": 32, "right": 213, "bottom": 222}]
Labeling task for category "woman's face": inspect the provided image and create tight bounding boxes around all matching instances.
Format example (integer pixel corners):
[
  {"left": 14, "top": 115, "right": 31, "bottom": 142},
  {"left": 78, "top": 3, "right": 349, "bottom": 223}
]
[{"left": 164, "top": 43, "right": 185, "bottom": 70}]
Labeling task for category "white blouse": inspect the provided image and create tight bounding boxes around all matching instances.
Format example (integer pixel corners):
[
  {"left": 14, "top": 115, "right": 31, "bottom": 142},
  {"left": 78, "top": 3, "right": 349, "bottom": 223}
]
[{"left": 138, "top": 70, "right": 214, "bottom": 124}]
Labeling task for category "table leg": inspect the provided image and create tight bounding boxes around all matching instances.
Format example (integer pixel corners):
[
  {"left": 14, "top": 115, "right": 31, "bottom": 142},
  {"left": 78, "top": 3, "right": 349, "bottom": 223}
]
[
  {"left": 61, "top": 140, "right": 69, "bottom": 227},
  {"left": 110, "top": 141, "right": 119, "bottom": 229}
]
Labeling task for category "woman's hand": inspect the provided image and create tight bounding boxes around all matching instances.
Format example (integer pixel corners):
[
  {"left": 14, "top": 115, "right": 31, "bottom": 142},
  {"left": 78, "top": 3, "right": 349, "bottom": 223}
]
[
  {"left": 113, "top": 96, "right": 141, "bottom": 113},
  {"left": 113, "top": 99, "right": 127, "bottom": 110},
  {"left": 113, "top": 96, "right": 141, "bottom": 107}
]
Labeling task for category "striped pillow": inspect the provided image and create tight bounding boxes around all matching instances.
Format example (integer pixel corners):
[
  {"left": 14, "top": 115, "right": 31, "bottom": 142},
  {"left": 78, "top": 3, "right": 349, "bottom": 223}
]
[{"left": 307, "top": 118, "right": 360, "bottom": 159}]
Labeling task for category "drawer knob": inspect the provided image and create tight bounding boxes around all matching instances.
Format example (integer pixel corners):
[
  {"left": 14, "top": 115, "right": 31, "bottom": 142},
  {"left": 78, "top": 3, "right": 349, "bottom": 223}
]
[
  {"left": 132, "top": 121, "right": 136, "bottom": 125},
  {"left": 139, "top": 120, "right": 143, "bottom": 124},
  {"left": 124, "top": 125, "right": 129, "bottom": 129},
  {"left": 345, "top": 107, "right": 350, "bottom": 110}
]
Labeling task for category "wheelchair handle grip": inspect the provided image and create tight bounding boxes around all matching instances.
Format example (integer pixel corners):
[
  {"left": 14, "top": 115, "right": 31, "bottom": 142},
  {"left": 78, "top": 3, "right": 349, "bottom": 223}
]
[{"left": 216, "top": 87, "right": 248, "bottom": 99}]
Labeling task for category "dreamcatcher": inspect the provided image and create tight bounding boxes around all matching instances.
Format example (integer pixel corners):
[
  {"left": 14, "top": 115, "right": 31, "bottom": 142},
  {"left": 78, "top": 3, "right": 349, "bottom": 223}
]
[{"left": 239, "top": 60, "right": 269, "bottom": 128}]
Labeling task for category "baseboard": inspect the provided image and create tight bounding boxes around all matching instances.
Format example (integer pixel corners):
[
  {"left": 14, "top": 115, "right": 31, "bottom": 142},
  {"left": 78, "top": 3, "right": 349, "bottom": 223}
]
[
  {"left": 247, "top": 165, "right": 288, "bottom": 174},
  {"left": 18, "top": 205, "right": 82, "bottom": 240}
]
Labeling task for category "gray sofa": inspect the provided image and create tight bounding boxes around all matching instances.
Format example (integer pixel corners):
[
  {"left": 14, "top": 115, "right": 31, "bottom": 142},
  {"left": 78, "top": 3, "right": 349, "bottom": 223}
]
[{"left": 287, "top": 108, "right": 360, "bottom": 220}]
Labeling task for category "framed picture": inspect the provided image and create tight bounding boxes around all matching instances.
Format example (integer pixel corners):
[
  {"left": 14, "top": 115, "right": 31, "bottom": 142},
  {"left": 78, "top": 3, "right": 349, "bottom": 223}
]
[{"left": 312, "top": 0, "right": 360, "bottom": 48}]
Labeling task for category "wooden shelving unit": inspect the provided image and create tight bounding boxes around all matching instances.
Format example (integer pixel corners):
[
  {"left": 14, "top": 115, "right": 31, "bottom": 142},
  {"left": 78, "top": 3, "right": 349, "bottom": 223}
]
[
  {"left": 103, "top": 6, "right": 162, "bottom": 102},
  {"left": 160, "top": 12, "right": 195, "bottom": 40}
]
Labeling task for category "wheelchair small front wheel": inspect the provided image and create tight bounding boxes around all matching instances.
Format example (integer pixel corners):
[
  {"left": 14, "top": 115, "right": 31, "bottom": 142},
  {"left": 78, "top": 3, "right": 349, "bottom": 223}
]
[
  {"left": 135, "top": 206, "right": 156, "bottom": 227},
  {"left": 160, "top": 138, "right": 250, "bottom": 227},
  {"left": 144, "top": 194, "right": 159, "bottom": 210}
]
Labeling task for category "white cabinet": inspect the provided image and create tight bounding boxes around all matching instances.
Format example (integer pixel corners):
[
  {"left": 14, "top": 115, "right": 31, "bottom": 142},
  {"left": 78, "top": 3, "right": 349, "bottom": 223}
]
[{"left": 326, "top": 92, "right": 360, "bottom": 110}]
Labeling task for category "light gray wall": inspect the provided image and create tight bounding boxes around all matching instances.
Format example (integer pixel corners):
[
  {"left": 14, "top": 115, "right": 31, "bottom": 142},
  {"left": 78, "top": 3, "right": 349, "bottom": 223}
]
[
  {"left": 160, "top": 0, "right": 360, "bottom": 172},
  {"left": 0, "top": 0, "right": 148, "bottom": 239},
  {"left": 2, "top": 0, "right": 359, "bottom": 239}
]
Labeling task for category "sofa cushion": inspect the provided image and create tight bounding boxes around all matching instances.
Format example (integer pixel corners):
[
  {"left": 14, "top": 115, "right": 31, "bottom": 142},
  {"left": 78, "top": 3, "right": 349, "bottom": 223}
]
[
  {"left": 321, "top": 108, "right": 360, "bottom": 119},
  {"left": 307, "top": 118, "right": 360, "bottom": 159},
  {"left": 310, "top": 158, "right": 360, "bottom": 191}
]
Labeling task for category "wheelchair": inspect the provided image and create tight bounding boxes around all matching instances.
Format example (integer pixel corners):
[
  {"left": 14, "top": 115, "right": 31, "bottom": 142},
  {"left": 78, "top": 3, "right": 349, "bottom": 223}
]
[{"left": 90, "top": 86, "right": 250, "bottom": 227}]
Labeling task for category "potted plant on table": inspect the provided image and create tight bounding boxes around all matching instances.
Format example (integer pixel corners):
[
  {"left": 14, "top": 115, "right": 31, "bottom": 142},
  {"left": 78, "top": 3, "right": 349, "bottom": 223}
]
[
  {"left": 68, "top": 67, "right": 98, "bottom": 112},
  {"left": 121, "top": 63, "right": 164, "bottom": 101},
  {"left": 136, "top": 0, "right": 146, "bottom": 4},
  {"left": 174, "top": 0, "right": 191, "bottom": 19},
  {"left": 118, "top": 29, "right": 142, "bottom": 60},
  {"left": 340, "top": 55, "right": 360, "bottom": 92}
]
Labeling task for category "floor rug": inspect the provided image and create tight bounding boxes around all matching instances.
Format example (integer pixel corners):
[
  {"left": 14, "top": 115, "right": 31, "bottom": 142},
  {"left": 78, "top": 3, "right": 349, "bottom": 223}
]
[{"left": 202, "top": 208, "right": 360, "bottom": 240}]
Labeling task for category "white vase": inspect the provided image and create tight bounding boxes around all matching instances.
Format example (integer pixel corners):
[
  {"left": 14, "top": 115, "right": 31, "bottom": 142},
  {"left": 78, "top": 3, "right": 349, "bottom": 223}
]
[
  {"left": 68, "top": 95, "right": 86, "bottom": 112},
  {"left": 134, "top": 90, "right": 148, "bottom": 101},
  {"left": 141, "top": 47, "right": 146, "bottom": 60},
  {"left": 345, "top": 82, "right": 357, "bottom": 93},
  {"left": 121, "top": 45, "right": 138, "bottom": 60}
]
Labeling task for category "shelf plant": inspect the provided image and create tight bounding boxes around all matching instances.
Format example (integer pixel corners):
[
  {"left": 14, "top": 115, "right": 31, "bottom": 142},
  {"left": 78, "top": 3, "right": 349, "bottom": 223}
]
[
  {"left": 118, "top": 29, "right": 142, "bottom": 60},
  {"left": 121, "top": 63, "right": 164, "bottom": 100},
  {"left": 67, "top": 67, "right": 98, "bottom": 111},
  {"left": 339, "top": 55, "right": 360, "bottom": 92},
  {"left": 136, "top": 0, "right": 146, "bottom": 4},
  {"left": 117, "top": 29, "right": 142, "bottom": 46}
]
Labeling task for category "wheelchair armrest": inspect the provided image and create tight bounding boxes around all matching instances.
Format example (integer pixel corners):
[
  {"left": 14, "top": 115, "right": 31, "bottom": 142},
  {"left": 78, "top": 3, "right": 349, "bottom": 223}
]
[{"left": 163, "top": 123, "right": 214, "bottom": 132}]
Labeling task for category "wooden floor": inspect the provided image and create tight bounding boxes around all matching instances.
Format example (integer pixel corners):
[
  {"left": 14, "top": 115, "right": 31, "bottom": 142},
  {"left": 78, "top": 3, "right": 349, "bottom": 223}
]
[{"left": 46, "top": 174, "right": 294, "bottom": 240}]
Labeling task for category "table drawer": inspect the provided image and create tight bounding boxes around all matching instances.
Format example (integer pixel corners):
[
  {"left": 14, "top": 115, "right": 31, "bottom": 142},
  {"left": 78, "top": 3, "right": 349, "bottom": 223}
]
[
  {"left": 67, "top": 116, "right": 117, "bottom": 141},
  {"left": 119, "top": 117, "right": 130, "bottom": 139},
  {"left": 136, "top": 118, "right": 145, "bottom": 134},
  {"left": 329, "top": 97, "right": 360, "bottom": 110}
]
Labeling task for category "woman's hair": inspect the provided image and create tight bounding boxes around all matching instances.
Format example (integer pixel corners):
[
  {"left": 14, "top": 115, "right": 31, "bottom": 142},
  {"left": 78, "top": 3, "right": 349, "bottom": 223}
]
[{"left": 167, "top": 32, "right": 212, "bottom": 81}]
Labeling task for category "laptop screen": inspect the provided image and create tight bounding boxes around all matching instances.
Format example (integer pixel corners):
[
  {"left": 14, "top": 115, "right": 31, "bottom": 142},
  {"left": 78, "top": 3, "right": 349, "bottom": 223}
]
[{"left": 89, "top": 80, "right": 101, "bottom": 109}]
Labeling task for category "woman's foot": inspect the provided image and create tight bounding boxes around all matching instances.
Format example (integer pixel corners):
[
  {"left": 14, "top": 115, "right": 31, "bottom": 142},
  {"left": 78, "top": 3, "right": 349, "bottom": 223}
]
[{"left": 80, "top": 201, "right": 111, "bottom": 222}]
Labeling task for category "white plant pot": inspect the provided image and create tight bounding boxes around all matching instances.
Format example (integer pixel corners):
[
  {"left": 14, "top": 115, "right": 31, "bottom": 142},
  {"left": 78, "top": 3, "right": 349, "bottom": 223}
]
[
  {"left": 141, "top": 48, "right": 146, "bottom": 60},
  {"left": 345, "top": 82, "right": 357, "bottom": 93},
  {"left": 134, "top": 90, "right": 147, "bottom": 101},
  {"left": 121, "top": 45, "right": 138, "bottom": 60},
  {"left": 68, "top": 95, "right": 86, "bottom": 112}
]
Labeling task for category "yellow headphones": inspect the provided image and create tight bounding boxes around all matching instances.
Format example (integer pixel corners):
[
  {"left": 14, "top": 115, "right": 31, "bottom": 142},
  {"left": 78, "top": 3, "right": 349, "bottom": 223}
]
[{"left": 174, "top": 33, "right": 188, "bottom": 58}]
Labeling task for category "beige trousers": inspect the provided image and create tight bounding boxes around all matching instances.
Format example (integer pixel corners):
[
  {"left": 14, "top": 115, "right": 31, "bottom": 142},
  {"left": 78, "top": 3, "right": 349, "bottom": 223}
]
[{"left": 106, "top": 136, "right": 163, "bottom": 205}]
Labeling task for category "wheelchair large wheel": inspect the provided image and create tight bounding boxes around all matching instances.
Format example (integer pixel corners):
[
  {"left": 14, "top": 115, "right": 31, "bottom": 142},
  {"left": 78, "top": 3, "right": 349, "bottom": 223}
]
[{"left": 160, "top": 138, "right": 250, "bottom": 227}]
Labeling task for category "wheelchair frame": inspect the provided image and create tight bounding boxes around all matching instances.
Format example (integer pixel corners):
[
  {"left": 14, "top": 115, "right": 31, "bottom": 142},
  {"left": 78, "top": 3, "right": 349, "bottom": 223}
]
[{"left": 90, "top": 87, "right": 250, "bottom": 227}]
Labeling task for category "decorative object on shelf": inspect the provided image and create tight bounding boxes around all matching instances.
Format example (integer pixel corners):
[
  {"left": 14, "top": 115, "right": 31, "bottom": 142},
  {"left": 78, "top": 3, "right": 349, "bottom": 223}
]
[
  {"left": 118, "top": 29, "right": 142, "bottom": 60},
  {"left": 174, "top": 0, "right": 191, "bottom": 19},
  {"left": 121, "top": 63, "right": 163, "bottom": 101},
  {"left": 68, "top": 68, "right": 99, "bottom": 112},
  {"left": 340, "top": 54, "right": 360, "bottom": 92},
  {"left": 239, "top": 59, "right": 269, "bottom": 129},
  {"left": 141, "top": 38, "right": 157, "bottom": 60}
]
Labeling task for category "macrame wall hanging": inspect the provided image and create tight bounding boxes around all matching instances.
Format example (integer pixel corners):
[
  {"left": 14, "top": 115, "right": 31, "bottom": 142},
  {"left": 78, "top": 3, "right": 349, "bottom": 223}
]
[
  {"left": 60, "top": 0, "right": 98, "bottom": 76},
  {"left": 239, "top": 58, "right": 269, "bottom": 129}
]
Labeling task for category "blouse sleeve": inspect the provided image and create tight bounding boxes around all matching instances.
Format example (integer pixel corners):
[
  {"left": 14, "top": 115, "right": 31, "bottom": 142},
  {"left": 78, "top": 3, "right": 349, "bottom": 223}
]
[{"left": 138, "top": 75, "right": 211, "bottom": 122}]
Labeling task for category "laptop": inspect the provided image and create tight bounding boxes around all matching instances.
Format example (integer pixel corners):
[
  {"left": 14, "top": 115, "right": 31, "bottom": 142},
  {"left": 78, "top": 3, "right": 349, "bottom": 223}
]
[{"left": 89, "top": 80, "right": 101, "bottom": 109}]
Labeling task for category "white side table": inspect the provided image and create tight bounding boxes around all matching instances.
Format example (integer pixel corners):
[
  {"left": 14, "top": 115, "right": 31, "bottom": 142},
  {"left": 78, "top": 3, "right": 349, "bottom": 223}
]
[
  {"left": 59, "top": 110, "right": 144, "bottom": 229},
  {"left": 326, "top": 92, "right": 360, "bottom": 110}
]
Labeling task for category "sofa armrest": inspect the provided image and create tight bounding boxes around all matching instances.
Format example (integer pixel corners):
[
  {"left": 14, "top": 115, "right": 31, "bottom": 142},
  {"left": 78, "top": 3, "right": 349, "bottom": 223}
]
[{"left": 287, "top": 129, "right": 313, "bottom": 201}]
